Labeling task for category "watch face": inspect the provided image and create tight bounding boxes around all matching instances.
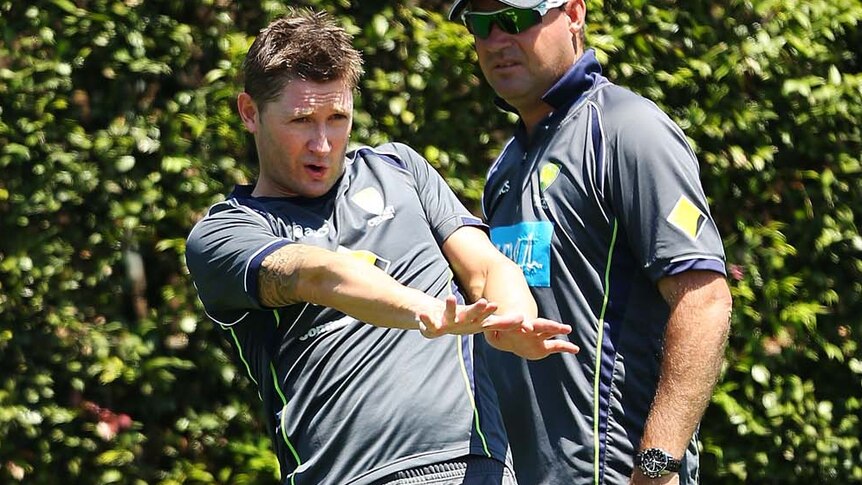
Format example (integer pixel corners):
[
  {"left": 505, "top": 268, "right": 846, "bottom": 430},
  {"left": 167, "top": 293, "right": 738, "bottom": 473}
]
[{"left": 641, "top": 448, "right": 669, "bottom": 478}]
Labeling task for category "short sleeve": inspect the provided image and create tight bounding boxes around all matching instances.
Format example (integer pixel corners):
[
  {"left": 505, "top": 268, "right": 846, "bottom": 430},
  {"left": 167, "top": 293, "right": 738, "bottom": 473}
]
[
  {"left": 604, "top": 96, "right": 726, "bottom": 281},
  {"left": 185, "top": 202, "right": 292, "bottom": 320},
  {"left": 378, "top": 142, "right": 486, "bottom": 243}
]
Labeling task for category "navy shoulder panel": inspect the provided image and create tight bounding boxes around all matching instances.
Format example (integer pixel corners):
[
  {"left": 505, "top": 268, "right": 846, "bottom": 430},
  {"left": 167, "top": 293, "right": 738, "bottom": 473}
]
[{"left": 350, "top": 145, "right": 408, "bottom": 170}]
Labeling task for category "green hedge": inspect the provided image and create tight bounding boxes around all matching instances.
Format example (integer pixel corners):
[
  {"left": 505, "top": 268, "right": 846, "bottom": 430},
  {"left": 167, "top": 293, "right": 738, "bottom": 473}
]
[{"left": 1, "top": 0, "right": 860, "bottom": 483}]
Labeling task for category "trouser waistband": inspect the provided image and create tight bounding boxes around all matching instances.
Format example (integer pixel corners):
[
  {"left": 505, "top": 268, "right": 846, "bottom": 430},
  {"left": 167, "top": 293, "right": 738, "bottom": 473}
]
[{"left": 391, "top": 455, "right": 503, "bottom": 479}]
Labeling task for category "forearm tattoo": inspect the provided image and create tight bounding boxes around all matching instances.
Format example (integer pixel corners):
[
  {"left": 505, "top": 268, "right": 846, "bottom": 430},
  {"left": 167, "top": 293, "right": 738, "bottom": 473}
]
[{"left": 259, "top": 248, "right": 303, "bottom": 307}]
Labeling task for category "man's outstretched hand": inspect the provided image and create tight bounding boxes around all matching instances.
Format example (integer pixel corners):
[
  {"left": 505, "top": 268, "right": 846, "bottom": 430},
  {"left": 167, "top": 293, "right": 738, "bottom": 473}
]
[
  {"left": 417, "top": 297, "right": 579, "bottom": 360},
  {"left": 417, "top": 295, "right": 524, "bottom": 339},
  {"left": 485, "top": 318, "right": 580, "bottom": 360}
]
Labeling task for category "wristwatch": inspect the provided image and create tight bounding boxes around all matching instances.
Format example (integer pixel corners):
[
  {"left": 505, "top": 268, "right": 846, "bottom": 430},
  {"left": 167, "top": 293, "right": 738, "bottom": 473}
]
[{"left": 634, "top": 448, "right": 681, "bottom": 479}]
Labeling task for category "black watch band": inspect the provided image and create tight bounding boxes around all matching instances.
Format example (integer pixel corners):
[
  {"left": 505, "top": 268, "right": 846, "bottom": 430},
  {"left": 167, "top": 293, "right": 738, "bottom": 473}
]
[{"left": 635, "top": 448, "right": 681, "bottom": 479}]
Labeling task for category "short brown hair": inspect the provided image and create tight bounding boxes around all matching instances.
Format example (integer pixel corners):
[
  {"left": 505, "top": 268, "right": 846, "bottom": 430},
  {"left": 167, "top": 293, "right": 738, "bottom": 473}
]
[{"left": 242, "top": 8, "right": 364, "bottom": 108}]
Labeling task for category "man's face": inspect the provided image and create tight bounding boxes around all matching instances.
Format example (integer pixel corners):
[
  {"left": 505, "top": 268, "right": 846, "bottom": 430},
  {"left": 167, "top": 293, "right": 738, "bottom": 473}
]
[
  {"left": 469, "top": 0, "right": 576, "bottom": 112},
  {"left": 241, "top": 79, "right": 353, "bottom": 198}
]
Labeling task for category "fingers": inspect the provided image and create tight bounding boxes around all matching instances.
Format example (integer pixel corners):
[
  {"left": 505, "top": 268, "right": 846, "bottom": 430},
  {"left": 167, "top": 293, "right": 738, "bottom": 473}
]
[
  {"left": 444, "top": 295, "right": 458, "bottom": 323},
  {"left": 494, "top": 318, "right": 569, "bottom": 339},
  {"left": 417, "top": 312, "right": 436, "bottom": 338},
  {"left": 540, "top": 339, "right": 580, "bottom": 356},
  {"left": 479, "top": 313, "right": 524, "bottom": 332},
  {"left": 456, "top": 298, "right": 497, "bottom": 324},
  {"left": 420, "top": 296, "right": 470, "bottom": 338},
  {"left": 420, "top": 297, "right": 514, "bottom": 338},
  {"left": 514, "top": 337, "right": 579, "bottom": 360},
  {"left": 528, "top": 318, "right": 572, "bottom": 336},
  {"left": 518, "top": 339, "right": 580, "bottom": 361},
  {"left": 484, "top": 318, "right": 580, "bottom": 360},
  {"left": 419, "top": 300, "right": 574, "bottom": 341}
]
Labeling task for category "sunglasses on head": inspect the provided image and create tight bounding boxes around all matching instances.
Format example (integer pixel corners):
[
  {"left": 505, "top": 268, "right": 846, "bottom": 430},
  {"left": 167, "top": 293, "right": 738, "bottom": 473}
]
[{"left": 461, "top": 3, "right": 561, "bottom": 39}]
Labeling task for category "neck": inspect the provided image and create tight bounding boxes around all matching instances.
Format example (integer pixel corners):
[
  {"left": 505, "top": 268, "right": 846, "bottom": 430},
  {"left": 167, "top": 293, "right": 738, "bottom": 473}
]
[
  {"left": 251, "top": 176, "right": 297, "bottom": 198},
  {"left": 519, "top": 101, "right": 555, "bottom": 137},
  {"left": 519, "top": 49, "right": 587, "bottom": 136}
]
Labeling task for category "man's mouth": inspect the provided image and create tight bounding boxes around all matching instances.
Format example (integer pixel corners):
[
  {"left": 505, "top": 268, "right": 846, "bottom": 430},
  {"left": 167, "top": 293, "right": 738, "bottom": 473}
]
[
  {"left": 305, "top": 164, "right": 327, "bottom": 177},
  {"left": 492, "top": 58, "right": 523, "bottom": 72}
]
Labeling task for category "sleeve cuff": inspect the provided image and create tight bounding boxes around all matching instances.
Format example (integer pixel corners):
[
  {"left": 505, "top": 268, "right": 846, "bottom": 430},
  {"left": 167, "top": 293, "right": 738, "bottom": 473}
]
[
  {"left": 245, "top": 239, "right": 294, "bottom": 308},
  {"left": 662, "top": 258, "right": 727, "bottom": 277}
]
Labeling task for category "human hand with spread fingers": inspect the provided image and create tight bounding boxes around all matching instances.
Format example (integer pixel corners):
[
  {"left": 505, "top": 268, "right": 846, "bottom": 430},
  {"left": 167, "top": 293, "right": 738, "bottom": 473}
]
[
  {"left": 417, "top": 295, "right": 524, "bottom": 338},
  {"left": 418, "top": 296, "right": 579, "bottom": 359},
  {"left": 485, "top": 318, "right": 579, "bottom": 360}
]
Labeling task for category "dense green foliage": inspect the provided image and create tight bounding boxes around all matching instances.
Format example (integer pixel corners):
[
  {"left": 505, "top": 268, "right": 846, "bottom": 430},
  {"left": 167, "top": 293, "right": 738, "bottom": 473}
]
[{"left": 1, "top": 0, "right": 860, "bottom": 483}]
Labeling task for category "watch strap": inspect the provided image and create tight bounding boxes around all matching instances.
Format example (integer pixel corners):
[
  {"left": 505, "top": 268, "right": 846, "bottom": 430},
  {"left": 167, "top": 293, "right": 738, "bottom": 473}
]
[{"left": 635, "top": 448, "right": 681, "bottom": 478}]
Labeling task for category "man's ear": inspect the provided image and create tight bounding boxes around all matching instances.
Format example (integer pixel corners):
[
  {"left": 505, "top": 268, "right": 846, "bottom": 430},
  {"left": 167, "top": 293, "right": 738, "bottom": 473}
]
[
  {"left": 565, "top": 0, "right": 587, "bottom": 37},
  {"left": 237, "top": 92, "right": 259, "bottom": 133}
]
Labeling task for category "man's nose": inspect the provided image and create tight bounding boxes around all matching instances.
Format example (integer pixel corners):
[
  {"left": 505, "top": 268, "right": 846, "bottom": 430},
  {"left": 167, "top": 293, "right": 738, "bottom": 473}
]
[
  {"left": 482, "top": 23, "right": 512, "bottom": 49},
  {"left": 308, "top": 126, "right": 331, "bottom": 153}
]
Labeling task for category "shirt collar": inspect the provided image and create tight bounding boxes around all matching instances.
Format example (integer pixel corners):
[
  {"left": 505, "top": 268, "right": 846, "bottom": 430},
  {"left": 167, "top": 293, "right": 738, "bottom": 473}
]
[{"left": 229, "top": 172, "right": 345, "bottom": 208}]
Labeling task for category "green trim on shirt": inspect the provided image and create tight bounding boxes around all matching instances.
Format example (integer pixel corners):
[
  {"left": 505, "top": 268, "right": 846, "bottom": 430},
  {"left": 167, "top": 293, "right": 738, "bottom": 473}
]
[{"left": 594, "top": 218, "right": 618, "bottom": 485}]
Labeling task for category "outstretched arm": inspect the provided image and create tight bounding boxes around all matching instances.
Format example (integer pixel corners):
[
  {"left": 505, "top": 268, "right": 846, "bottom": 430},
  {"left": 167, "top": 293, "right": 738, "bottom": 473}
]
[
  {"left": 630, "top": 270, "right": 732, "bottom": 485},
  {"left": 258, "top": 243, "right": 522, "bottom": 338},
  {"left": 442, "top": 226, "right": 580, "bottom": 359}
]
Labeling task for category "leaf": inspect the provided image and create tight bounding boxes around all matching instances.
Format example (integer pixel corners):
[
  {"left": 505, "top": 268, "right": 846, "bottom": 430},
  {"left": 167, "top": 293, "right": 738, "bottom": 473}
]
[
  {"left": 50, "top": 0, "right": 81, "bottom": 15},
  {"left": 115, "top": 155, "right": 135, "bottom": 172},
  {"left": 161, "top": 156, "right": 191, "bottom": 173},
  {"left": 751, "top": 365, "right": 770, "bottom": 385}
]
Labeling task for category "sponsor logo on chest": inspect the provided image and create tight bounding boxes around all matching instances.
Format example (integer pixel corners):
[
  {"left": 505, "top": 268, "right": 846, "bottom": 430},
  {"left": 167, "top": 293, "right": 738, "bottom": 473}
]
[
  {"left": 277, "top": 220, "right": 330, "bottom": 240},
  {"left": 490, "top": 221, "right": 554, "bottom": 287},
  {"left": 298, "top": 315, "right": 352, "bottom": 341},
  {"left": 351, "top": 187, "right": 396, "bottom": 226}
]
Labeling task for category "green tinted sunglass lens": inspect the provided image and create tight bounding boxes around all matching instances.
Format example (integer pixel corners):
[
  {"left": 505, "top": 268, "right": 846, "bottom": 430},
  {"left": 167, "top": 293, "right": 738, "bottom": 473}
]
[
  {"left": 508, "top": 9, "right": 542, "bottom": 34},
  {"left": 465, "top": 14, "right": 493, "bottom": 38},
  {"left": 465, "top": 8, "right": 542, "bottom": 39},
  {"left": 465, "top": 11, "right": 512, "bottom": 39},
  {"left": 498, "top": 10, "right": 520, "bottom": 33}
]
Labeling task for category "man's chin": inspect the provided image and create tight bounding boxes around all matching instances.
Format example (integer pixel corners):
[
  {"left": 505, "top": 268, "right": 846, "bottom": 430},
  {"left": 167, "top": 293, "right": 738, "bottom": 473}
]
[
  {"left": 489, "top": 81, "right": 526, "bottom": 102},
  {"left": 297, "top": 181, "right": 337, "bottom": 199}
]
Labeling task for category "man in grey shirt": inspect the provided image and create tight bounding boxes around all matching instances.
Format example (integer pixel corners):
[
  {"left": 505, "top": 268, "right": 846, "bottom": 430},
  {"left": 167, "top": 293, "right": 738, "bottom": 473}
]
[
  {"left": 185, "top": 9, "right": 578, "bottom": 485},
  {"left": 448, "top": 0, "right": 733, "bottom": 484}
]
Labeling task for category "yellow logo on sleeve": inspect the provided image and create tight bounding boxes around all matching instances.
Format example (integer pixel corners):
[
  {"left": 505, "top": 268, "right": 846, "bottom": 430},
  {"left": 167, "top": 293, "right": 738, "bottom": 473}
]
[{"left": 667, "top": 195, "right": 706, "bottom": 240}]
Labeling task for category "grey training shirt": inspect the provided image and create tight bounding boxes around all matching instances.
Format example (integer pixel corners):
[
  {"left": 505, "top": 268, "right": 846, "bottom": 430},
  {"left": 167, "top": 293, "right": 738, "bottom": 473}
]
[
  {"left": 186, "top": 143, "right": 509, "bottom": 484},
  {"left": 481, "top": 50, "right": 726, "bottom": 485}
]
